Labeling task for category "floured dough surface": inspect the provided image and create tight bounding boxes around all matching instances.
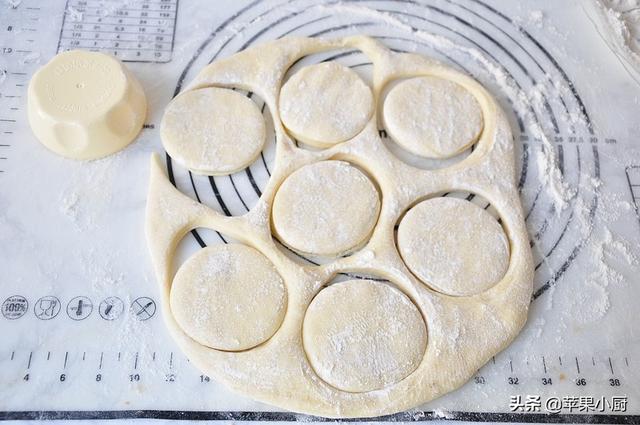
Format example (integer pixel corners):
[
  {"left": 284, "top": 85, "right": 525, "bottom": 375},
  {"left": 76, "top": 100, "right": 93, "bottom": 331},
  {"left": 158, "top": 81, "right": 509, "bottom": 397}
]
[
  {"left": 397, "top": 197, "right": 510, "bottom": 296},
  {"left": 146, "top": 35, "right": 534, "bottom": 418},
  {"left": 271, "top": 160, "right": 380, "bottom": 257},
  {"left": 383, "top": 76, "right": 483, "bottom": 158},
  {"left": 161, "top": 87, "right": 266, "bottom": 175},
  {"left": 170, "top": 244, "right": 287, "bottom": 351},
  {"left": 279, "top": 62, "right": 374, "bottom": 147},
  {"left": 302, "top": 279, "right": 427, "bottom": 393}
]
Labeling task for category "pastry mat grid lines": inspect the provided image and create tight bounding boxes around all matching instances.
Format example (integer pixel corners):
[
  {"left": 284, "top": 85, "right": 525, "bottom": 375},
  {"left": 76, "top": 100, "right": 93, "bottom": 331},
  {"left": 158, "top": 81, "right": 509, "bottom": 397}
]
[
  {"left": 56, "top": 0, "right": 180, "bottom": 63},
  {"left": 152, "top": 27, "right": 538, "bottom": 411},
  {"left": 1, "top": 0, "right": 636, "bottom": 421},
  {"left": 624, "top": 165, "right": 640, "bottom": 232},
  {"left": 0, "top": 4, "right": 45, "bottom": 175},
  {"left": 152, "top": 0, "right": 616, "bottom": 416},
  {"left": 166, "top": 0, "right": 598, "bottom": 303}
]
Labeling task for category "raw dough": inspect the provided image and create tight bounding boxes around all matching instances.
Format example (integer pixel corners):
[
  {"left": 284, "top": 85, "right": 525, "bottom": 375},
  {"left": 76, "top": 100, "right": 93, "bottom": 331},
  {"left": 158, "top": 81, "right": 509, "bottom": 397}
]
[
  {"left": 303, "top": 279, "right": 427, "bottom": 392},
  {"left": 397, "top": 197, "right": 510, "bottom": 296},
  {"left": 161, "top": 87, "right": 266, "bottom": 175},
  {"left": 146, "top": 35, "right": 533, "bottom": 418},
  {"left": 271, "top": 160, "right": 380, "bottom": 257},
  {"left": 383, "top": 76, "right": 483, "bottom": 158},
  {"left": 279, "top": 62, "right": 374, "bottom": 147},
  {"left": 28, "top": 50, "right": 147, "bottom": 160},
  {"left": 170, "top": 244, "right": 286, "bottom": 351}
]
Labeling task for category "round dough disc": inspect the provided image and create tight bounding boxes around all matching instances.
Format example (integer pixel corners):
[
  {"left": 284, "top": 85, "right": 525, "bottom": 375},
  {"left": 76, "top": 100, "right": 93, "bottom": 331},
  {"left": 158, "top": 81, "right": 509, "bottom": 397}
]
[
  {"left": 383, "top": 76, "right": 483, "bottom": 159},
  {"left": 279, "top": 62, "right": 374, "bottom": 147},
  {"left": 272, "top": 160, "right": 380, "bottom": 257},
  {"left": 170, "top": 244, "right": 287, "bottom": 351},
  {"left": 161, "top": 87, "right": 266, "bottom": 175},
  {"left": 303, "top": 279, "right": 427, "bottom": 393},
  {"left": 397, "top": 197, "right": 510, "bottom": 296}
]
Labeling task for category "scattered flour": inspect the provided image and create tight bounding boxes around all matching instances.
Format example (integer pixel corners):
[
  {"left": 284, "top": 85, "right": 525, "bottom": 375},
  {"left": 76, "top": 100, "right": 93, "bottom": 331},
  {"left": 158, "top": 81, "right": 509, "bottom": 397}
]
[
  {"left": 431, "top": 407, "right": 456, "bottom": 420},
  {"left": 527, "top": 10, "right": 545, "bottom": 29},
  {"left": 19, "top": 2, "right": 636, "bottom": 410},
  {"left": 569, "top": 227, "right": 637, "bottom": 324},
  {"left": 59, "top": 154, "right": 121, "bottom": 231},
  {"left": 585, "top": 0, "right": 640, "bottom": 85},
  {"left": 315, "top": 3, "right": 577, "bottom": 211},
  {"left": 20, "top": 52, "right": 41, "bottom": 65},
  {"left": 66, "top": 5, "right": 84, "bottom": 22},
  {"left": 4, "top": 0, "right": 22, "bottom": 8}
]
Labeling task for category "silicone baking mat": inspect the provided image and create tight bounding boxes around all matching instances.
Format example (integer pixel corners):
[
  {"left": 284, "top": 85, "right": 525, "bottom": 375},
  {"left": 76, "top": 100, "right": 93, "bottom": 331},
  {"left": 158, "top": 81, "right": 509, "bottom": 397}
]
[{"left": 0, "top": 0, "right": 639, "bottom": 422}]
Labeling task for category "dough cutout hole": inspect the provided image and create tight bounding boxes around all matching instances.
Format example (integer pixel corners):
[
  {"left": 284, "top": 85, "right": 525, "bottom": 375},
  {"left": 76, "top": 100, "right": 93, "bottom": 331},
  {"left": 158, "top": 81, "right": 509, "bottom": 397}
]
[
  {"left": 329, "top": 269, "right": 391, "bottom": 284},
  {"left": 147, "top": 35, "right": 534, "bottom": 417},
  {"left": 170, "top": 241, "right": 287, "bottom": 352},
  {"left": 271, "top": 160, "right": 381, "bottom": 260},
  {"left": 395, "top": 192, "right": 510, "bottom": 297},
  {"left": 302, "top": 277, "right": 427, "bottom": 393},
  {"left": 279, "top": 50, "right": 374, "bottom": 149},
  {"left": 283, "top": 49, "right": 373, "bottom": 94},
  {"left": 168, "top": 90, "right": 277, "bottom": 217},
  {"left": 380, "top": 130, "right": 473, "bottom": 170},
  {"left": 273, "top": 239, "right": 332, "bottom": 267},
  {"left": 379, "top": 76, "right": 484, "bottom": 170},
  {"left": 171, "top": 228, "right": 238, "bottom": 280}
]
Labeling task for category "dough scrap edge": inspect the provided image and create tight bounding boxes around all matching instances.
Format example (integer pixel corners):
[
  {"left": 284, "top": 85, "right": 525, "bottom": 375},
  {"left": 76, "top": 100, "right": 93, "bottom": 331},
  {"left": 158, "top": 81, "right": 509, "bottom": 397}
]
[{"left": 146, "top": 35, "right": 534, "bottom": 418}]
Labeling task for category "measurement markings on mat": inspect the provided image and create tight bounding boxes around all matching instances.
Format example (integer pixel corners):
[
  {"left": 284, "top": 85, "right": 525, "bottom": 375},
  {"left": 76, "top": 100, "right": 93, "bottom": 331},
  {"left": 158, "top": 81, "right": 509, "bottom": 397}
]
[
  {"left": 625, "top": 165, "right": 640, "bottom": 231},
  {"left": 57, "top": 0, "right": 179, "bottom": 62},
  {"left": 0, "top": 349, "right": 633, "bottom": 400},
  {"left": 0, "top": 1, "right": 45, "bottom": 174}
]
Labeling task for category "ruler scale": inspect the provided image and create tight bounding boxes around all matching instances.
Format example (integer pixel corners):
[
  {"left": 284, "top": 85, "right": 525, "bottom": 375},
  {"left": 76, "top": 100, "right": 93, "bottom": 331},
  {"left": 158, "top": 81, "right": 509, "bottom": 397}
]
[
  {"left": 0, "top": 3, "right": 45, "bottom": 175},
  {"left": 0, "top": 349, "right": 635, "bottom": 392},
  {"left": 0, "top": 347, "right": 636, "bottom": 415}
]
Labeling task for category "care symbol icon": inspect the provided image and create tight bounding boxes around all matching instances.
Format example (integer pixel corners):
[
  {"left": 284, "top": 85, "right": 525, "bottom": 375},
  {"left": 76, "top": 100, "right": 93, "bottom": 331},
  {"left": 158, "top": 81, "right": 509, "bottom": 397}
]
[
  {"left": 67, "top": 296, "right": 93, "bottom": 321},
  {"left": 1, "top": 295, "right": 28, "bottom": 320},
  {"left": 99, "top": 297, "right": 124, "bottom": 321},
  {"left": 131, "top": 297, "right": 156, "bottom": 321},
  {"left": 34, "top": 296, "right": 61, "bottom": 320}
]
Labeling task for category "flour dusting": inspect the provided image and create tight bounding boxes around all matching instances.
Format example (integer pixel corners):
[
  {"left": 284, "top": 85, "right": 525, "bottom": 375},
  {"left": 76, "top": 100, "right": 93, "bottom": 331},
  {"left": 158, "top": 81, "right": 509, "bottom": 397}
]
[
  {"left": 317, "top": 3, "right": 577, "bottom": 211},
  {"left": 586, "top": 0, "right": 640, "bottom": 84},
  {"left": 59, "top": 153, "right": 121, "bottom": 231}
]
